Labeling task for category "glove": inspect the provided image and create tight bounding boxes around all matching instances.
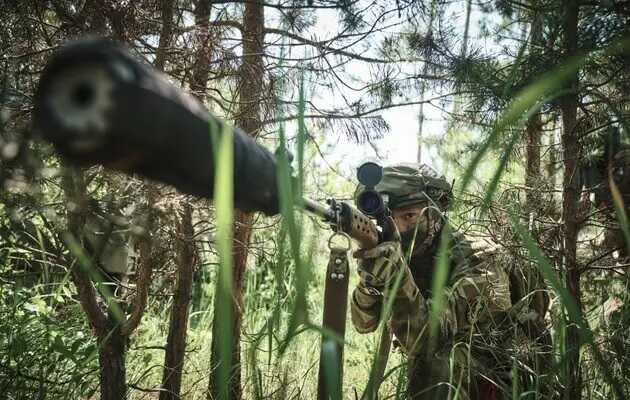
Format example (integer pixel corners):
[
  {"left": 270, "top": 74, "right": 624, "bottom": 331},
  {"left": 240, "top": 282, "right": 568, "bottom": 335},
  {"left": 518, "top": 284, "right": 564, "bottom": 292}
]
[{"left": 354, "top": 240, "right": 406, "bottom": 291}]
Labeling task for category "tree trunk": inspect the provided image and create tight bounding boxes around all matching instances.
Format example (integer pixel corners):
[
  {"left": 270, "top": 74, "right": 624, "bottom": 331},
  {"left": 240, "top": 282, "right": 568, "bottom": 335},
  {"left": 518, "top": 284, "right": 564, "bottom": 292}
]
[
  {"left": 149, "top": 2, "right": 198, "bottom": 399},
  {"left": 546, "top": 122, "right": 558, "bottom": 188},
  {"left": 209, "top": 210, "right": 254, "bottom": 400},
  {"left": 98, "top": 318, "right": 128, "bottom": 400},
  {"left": 520, "top": 11, "right": 556, "bottom": 389},
  {"left": 525, "top": 115, "right": 542, "bottom": 208},
  {"left": 209, "top": 1, "right": 265, "bottom": 399},
  {"left": 523, "top": 4, "right": 547, "bottom": 318},
  {"left": 61, "top": 167, "right": 129, "bottom": 400},
  {"left": 190, "top": 0, "right": 212, "bottom": 101},
  {"left": 416, "top": 2, "right": 438, "bottom": 164},
  {"left": 559, "top": 1, "right": 582, "bottom": 399},
  {"left": 525, "top": 8, "right": 543, "bottom": 211},
  {"left": 54, "top": 2, "right": 135, "bottom": 393},
  {"left": 154, "top": 0, "right": 175, "bottom": 72},
  {"left": 160, "top": 204, "right": 196, "bottom": 400}
]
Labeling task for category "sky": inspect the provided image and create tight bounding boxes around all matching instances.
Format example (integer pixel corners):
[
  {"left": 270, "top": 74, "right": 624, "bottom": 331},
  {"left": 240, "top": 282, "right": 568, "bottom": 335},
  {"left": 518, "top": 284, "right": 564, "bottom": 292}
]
[
  {"left": 299, "top": 4, "right": 463, "bottom": 180},
  {"left": 294, "top": 2, "right": 504, "bottom": 182}
]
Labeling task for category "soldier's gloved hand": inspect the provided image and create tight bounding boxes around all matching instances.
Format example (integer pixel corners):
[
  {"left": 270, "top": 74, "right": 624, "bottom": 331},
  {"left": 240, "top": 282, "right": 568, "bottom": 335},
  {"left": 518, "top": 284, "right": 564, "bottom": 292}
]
[{"left": 353, "top": 240, "right": 406, "bottom": 291}]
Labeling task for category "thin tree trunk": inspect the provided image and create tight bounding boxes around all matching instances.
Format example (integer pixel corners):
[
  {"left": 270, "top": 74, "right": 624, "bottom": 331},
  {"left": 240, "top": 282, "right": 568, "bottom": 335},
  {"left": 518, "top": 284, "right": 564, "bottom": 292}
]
[
  {"left": 190, "top": 0, "right": 212, "bottom": 101},
  {"left": 50, "top": 7, "right": 153, "bottom": 400},
  {"left": 62, "top": 167, "right": 128, "bottom": 400},
  {"left": 546, "top": 122, "right": 558, "bottom": 188},
  {"left": 559, "top": 1, "right": 582, "bottom": 399},
  {"left": 160, "top": 204, "right": 196, "bottom": 400},
  {"left": 154, "top": 0, "right": 175, "bottom": 72},
  {"left": 525, "top": 115, "right": 542, "bottom": 208},
  {"left": 209, "top": 0, "right": 265, "bottom": 398},
  {"left": 525, "top": 9, "right": 543, "bottom": 210},
  {"left": 98, "top": 318, "right": 128, "bottom": 400},
  {"left": 150, "top": 2, "right": 198, "bottom": 399},
  {"left": 55, "top": 2, "right": 134, "bottom": 392},
  {"left": 520, "top": 10, "right": 556, "bottom": 390},
  {"left": 416, "top": 2, "right": 439, "bottom": 164}
]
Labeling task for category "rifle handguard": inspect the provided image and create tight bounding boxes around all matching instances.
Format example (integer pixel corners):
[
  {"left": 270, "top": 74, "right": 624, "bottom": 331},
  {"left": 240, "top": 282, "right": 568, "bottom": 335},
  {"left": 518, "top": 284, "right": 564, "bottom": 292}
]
[{"left": 338, "top": 202, "right": 379, "bottom": 249}]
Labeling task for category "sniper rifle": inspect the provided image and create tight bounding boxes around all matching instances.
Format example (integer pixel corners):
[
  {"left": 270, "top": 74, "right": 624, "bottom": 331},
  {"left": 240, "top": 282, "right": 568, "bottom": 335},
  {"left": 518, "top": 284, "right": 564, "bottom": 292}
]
[{"left": 32, "top": 39, "right": 392, "bottom": 400}]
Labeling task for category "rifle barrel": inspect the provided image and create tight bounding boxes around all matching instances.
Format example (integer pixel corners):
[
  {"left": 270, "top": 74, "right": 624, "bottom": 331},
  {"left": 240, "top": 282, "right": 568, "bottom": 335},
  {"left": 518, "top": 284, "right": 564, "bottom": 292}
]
[
  {"left": 302, "top": 197, "right": 336, "bottom": 222},
  {"left": 33, "top": 39, "right": 280, "bottom": 215}
]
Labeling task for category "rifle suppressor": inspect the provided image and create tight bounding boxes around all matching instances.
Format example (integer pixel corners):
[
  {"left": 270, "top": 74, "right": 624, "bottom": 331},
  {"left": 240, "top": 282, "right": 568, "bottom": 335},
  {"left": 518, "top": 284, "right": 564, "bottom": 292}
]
[{"left": 33, "top": 39, "right": 280, "bottom": 215}]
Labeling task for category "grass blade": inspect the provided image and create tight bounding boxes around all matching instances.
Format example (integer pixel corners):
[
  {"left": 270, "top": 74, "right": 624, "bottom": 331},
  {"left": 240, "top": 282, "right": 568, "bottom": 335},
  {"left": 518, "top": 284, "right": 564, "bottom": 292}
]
[
  {"left": 211, "top": 121, "right": 235, "bottom": 400},
  {"left": 508, "top": 209, "right": 626, "bottom": 400}
]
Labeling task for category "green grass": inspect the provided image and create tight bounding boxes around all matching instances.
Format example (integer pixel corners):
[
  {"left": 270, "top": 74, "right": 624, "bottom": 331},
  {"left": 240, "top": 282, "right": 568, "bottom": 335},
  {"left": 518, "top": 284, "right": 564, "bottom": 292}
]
[{"left": 211, "top": 120, "right": 236, "bottom": 400}]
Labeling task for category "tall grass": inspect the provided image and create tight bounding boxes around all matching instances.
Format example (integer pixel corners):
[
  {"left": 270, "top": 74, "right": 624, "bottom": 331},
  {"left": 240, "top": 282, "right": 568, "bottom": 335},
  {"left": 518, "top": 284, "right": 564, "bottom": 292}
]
[
  {"left": 210, "top": 120, "right": 235, "bottom": 400},
  {"left": 443, "top": 38, "right": 630, "bottom": 400},
  {"left": 206, "top": 38, "right": 630, "bottom": 398}
]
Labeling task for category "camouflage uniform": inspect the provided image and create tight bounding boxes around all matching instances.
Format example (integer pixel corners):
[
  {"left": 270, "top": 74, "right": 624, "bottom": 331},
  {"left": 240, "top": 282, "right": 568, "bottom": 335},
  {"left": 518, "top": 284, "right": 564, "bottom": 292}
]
[{"left": 351, "top": 164, "right": 529, "bottom": 400}]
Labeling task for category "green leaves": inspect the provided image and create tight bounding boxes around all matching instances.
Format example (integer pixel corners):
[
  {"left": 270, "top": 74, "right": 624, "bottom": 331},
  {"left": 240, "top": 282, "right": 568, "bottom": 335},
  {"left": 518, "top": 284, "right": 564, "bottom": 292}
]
[
  {"left": 459, "top": 55, "right": 584, "bottom": 198},
  {"left": 0, "top": 287, "right": 98, "bottom": 398}
]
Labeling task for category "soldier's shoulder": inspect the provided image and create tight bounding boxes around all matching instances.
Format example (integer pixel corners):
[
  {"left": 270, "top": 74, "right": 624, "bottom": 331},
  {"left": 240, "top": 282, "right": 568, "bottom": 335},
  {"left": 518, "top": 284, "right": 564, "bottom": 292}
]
[
  {"left": 450, "top": 231, "right": 501, "bottom": 266},
  {"left": 448, "top": 231, "right": 512, "bottom": 290},
  {"left": 449, "top": 232, "right": 513, "bottom": 310}
]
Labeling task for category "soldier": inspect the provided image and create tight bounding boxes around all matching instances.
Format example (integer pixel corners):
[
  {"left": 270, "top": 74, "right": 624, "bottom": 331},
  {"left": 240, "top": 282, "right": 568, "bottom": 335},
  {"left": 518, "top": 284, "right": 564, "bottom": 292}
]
[{"left": 351, "top": 163, "right": 539, "bottom": 400}]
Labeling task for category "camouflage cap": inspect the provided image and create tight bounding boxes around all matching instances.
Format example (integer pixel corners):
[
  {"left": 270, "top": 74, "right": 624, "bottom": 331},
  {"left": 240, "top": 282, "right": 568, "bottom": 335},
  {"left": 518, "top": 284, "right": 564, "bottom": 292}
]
[{"left": 357, "top": 163, "right": 451, "bottom": 210}]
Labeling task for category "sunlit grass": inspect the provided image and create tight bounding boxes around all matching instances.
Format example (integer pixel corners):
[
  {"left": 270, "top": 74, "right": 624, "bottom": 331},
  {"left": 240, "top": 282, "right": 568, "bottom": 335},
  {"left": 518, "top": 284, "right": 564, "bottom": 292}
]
[{"left": 210, "top": 120, "right": 235, "bottom": 400}]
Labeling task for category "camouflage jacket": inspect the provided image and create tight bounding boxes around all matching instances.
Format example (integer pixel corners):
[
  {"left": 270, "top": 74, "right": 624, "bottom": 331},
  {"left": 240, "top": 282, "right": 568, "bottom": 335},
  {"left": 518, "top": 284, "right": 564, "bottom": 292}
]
[{"left": 351, "top": 230, "right": 518, "bottom": 398}]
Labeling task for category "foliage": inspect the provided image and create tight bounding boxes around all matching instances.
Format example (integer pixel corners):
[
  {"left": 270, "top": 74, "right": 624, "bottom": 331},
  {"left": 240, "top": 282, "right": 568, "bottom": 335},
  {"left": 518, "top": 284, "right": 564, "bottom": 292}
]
[
  {"left": 1, "top": 0, "right": 630, "bottom": 399},
  {"left": 0, "top": 284, "right": 99, "bottom": 399}
]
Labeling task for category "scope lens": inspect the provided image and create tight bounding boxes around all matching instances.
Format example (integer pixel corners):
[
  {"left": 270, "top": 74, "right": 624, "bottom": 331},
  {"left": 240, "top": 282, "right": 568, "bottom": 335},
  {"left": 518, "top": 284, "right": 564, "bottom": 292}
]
[
  {"left": 357, "top": 190, "right": 384, "bottom": 215},
  {"left": 357, "top": 162, "right": 383, "bottom": 187}
]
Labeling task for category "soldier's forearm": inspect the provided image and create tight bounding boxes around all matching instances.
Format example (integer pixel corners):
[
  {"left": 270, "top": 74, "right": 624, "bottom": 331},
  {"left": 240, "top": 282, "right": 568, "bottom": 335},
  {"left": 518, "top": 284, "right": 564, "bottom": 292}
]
[
  {"left": 350, "top": 288, "right": 382, "bottom": 333},
  {"left": 388, "top": 269, "right": 429, "bottom": 354}
]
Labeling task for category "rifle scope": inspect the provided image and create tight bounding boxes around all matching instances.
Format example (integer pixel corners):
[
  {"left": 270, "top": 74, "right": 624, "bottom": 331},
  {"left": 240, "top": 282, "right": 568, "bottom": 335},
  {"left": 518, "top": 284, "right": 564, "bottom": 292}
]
[{"left": 356, "top": 162, "right": 387, "bottom": 217}]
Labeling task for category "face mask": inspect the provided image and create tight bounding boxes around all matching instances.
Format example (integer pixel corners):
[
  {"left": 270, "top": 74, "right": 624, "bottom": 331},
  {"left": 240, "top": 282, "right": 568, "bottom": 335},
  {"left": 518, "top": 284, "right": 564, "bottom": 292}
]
[{"left": 399, "top": 217, "right": 429, "bottom": 255}]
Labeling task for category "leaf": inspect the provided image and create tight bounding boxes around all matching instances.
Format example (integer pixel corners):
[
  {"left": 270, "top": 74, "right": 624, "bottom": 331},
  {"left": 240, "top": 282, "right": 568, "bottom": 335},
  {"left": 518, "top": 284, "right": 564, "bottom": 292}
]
[{"left": 508, "top": 208, "right": 627, "bottom": 400}]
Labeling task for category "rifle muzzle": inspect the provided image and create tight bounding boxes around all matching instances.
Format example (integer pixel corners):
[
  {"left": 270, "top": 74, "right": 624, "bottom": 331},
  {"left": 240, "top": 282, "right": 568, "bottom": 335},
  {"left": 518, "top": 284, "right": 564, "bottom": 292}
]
[{"left": 33, "top": 39, "right": 280, "bottom": 215}]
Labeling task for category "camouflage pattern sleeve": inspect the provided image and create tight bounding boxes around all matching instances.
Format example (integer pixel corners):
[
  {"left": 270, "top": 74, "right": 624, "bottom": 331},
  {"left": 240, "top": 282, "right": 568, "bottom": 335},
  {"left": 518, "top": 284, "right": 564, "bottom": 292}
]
[
  {"left": 349, "top": 240, "right": 431, "bottom": 352},
  {"left": 350, "top": 240, "right": 409, "bottom": 334},
  {"left": 446, "top": 246, "right": 513, "bottom": 344},
  {"left": 388, "top": 266, "right": 429, "bottom": 355},
  {"left": 351, "top": 237, "right": 513, "bottom": 357},
  {"left": 350, "top": 255, "right": 429, "bottom": 341},
  {"left": 350, "top": 286, "right": 382, "bottom": 333},
  {"left": 393, "top": 253, "right": 512, "bottom": 356},
  {"left": 350, "top": 240, "right": 403, "bottom": 333}
]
